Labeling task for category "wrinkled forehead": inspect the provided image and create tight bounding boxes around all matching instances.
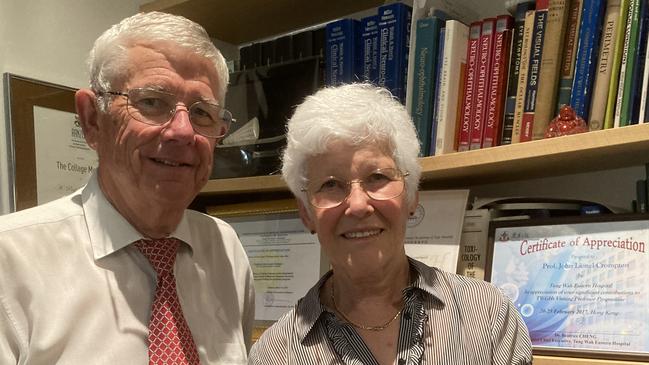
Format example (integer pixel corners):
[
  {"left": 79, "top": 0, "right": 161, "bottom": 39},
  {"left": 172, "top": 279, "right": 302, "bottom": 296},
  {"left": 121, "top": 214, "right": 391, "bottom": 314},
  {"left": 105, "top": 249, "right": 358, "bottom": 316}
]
[{"left": 120, "top": 40, "right": 221, "bottom": 97}]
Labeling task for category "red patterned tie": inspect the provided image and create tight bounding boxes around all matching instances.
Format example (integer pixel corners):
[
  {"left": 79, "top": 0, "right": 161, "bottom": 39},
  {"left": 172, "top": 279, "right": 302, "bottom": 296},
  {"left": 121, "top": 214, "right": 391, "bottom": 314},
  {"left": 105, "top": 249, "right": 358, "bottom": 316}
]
[{"left": 135, "top": 238, "right": 200, "bottom": 365}]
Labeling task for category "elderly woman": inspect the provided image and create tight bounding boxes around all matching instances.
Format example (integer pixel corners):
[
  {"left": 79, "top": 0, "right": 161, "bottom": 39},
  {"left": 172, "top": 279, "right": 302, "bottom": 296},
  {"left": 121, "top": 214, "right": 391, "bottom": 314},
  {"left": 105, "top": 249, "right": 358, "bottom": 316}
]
[{"left": 248, "top": 83, "right": 532, "bottom": 364}]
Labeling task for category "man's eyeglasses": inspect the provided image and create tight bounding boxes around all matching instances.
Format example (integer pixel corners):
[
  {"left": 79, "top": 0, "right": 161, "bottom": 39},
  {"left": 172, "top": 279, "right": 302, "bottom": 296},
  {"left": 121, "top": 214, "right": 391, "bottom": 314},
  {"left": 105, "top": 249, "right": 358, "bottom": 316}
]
[
  {"left": 98, "top": 88, "right": 235, "bottom": 138},
  {"left": 301, "top": 168, "right": 409, "bottom": 209}
]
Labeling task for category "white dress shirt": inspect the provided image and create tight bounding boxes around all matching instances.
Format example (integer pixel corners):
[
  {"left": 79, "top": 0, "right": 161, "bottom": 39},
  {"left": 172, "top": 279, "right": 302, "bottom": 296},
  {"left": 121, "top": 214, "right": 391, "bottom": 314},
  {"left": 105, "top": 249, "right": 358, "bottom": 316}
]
[{"left": 0, "top": 173, "right": 254, "bottom": 364}]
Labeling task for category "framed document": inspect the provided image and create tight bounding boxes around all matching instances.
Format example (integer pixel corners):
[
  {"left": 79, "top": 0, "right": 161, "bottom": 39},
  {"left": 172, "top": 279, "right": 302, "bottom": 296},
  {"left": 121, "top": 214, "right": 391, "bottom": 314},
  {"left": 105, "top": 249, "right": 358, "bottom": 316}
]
[
  {"left": 486, "top": 214, "right": 649, "bottom": 361},
  {"left": 4, "top": 73, "right": 96, "bottom": 211},
  {"left": 207, "top": 199, "right": 327, "bottom": 342}
]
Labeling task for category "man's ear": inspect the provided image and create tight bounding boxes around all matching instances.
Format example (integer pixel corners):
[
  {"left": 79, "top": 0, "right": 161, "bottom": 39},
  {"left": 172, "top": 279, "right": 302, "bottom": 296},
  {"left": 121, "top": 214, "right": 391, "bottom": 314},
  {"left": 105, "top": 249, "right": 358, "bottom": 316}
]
[
  {"left": 75, "top": 89, "right": 100, "bottom": 150},
  {"left": 297, "top": 199, "right": 316, "bottom": 233}
]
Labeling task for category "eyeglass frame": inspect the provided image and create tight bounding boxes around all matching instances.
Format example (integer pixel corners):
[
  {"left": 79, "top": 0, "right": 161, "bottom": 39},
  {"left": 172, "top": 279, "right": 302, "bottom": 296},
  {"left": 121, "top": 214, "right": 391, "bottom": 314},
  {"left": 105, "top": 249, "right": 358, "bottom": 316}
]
[
  {"left": 95, "top": 88, "right": 236, "bottom": 138},
  {"left": 300, "top": 168, "right": 410, "bottom": 209}
]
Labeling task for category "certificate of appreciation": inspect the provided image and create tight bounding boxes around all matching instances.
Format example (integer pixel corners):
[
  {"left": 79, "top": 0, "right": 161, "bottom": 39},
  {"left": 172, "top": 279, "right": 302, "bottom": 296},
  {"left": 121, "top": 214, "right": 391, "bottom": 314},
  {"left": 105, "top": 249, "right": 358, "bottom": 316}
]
[{"left": 488, "top": 217, "right": 649, "bottom": 358}]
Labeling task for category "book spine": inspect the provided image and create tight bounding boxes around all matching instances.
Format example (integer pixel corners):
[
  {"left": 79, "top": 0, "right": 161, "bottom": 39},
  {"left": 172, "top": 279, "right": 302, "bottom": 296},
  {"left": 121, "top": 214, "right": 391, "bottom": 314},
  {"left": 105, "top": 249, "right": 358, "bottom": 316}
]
[
  {"left": 520, "top": 0, "right": 550, "bottom": 142},
  {"left": 630, "top": 0, "right": 649, "bottom": 124},
  {"left": 512, "top": 10, "right": 537, "bottom": 143},
  {"left": 618, "top": 0, "right": 642, "bottom": 126},
  {"left": 378, "top": 3, "right": 412, "bottom": 102},
  {"left": 531, "top": 0, "right": 570, "bottom": 140},
  {"left": 410, "top": 16, "right": 443, "bottom": 156},
  {"left": 435, "top": 20, "right": 469, "bottom": 156},
  {"left": 605, "top": 0, "right": 631, "bottom": 128},
  {"left": 589, "top": 0, "right": 623, "bottom": 130},
  {"left": 502, "top": 1, "right": 536, "bottom": 145},
  {"left": 556, "top": 0, "right": 584, "bottom": 111},
  {"left": 483, "top": 15, "right": 514, "bottom": 148},
  {"left": 430, "top": 27, "right": 446, "bottom": 155},
  {"left": 470, "top": 18, "right": 496, "bottom": 150},
  {"left": 457, "top": 209, "right": 492, "bottom": 280},
  {"left": 570, "top": 0, "right": 607, "bottom": 121},
  {"left": 360, "top": 15, "right": 380, "bottom": 83},
  {"left": 325, "top": 19, "right": 360, "bottom": 85},
  {"left": 457, "top": 21, "right": 482, "bottom": 152},
  {"left": 641, "top": 3, "right": 649, "bottom": 123}
]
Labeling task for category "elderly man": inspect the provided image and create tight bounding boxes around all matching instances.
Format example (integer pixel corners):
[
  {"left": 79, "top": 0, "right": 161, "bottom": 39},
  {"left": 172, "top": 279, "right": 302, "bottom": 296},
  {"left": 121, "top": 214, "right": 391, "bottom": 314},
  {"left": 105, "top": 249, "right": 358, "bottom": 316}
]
[{"left": 0, "top": 12, "right": 253, "bottom": 364}]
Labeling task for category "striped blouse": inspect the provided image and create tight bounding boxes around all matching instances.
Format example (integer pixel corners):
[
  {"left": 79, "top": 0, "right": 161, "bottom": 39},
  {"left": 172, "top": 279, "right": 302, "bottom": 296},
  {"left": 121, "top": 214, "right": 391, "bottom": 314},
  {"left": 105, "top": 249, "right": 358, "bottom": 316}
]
[{"left": 248, "top": 258, "right": 533, "bottom": 364}]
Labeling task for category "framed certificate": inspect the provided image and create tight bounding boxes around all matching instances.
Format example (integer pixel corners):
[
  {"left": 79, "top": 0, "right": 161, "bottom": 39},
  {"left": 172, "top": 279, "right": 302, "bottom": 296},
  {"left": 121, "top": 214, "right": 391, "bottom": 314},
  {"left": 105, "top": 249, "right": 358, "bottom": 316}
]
[
  {"left": 207, "top": 199, "right": 327, "bottom": 342},
  {"left": 486, "top": 214, "right": 649, "bottom": 361},
  {"left": 4, "top": 73, "right": 96, "bottom": 211}
]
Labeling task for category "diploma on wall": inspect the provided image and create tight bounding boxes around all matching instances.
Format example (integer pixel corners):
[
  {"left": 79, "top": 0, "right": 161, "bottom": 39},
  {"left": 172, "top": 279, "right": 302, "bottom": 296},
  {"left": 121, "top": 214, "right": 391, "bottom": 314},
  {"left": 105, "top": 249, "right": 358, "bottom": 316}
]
[
  {"left": 226, "top": 213, "right": 322, "bottom": 322},
  {"left": 487, "top": 215, "right": 649, "bottom": 361},
  {"left": 404, "top": 189, "right": 469, "bottom": 273},
  {"left": 33, "top": 106, "right": 98, "bottom": 204}
]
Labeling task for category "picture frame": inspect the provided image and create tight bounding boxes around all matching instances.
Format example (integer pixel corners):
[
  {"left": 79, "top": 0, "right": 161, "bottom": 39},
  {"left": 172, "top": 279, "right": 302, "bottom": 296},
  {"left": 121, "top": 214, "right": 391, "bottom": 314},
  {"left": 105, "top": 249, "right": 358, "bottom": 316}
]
[
  {"left": 4, "top": 73, "right": 78, "bottom": 211},
  {"left": 486, "top": 214, "right": 649, "bottom": 361},
  {"left": 207, "top": 199, "right": 328, "bottom": 342}
]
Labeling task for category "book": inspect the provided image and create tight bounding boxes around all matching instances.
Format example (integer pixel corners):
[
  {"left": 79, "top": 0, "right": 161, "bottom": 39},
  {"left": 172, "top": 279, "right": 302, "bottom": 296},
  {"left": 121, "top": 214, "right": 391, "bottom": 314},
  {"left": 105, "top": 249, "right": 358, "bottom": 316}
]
[
  {"left": 430, "top": 27, "right": 447, "bottom": 155},
  {"left": 512, "top": 10, "right": 537, "bottom": 143},
  {"left": 556, "top": 0, "right": 584, "bottom": 111},
  {"left": 615, "top": 0, "right": 642, "bottom": 126},
  {"left": 629, "top": 0, "right": 649, "bottom": 124},
  {"left": 411, "top": 15, "right": 445, "bottom": 156},
  {"left": 435, "top": 20, "right": 469, "bottom": 156},
  {"left": 531, "top": 0, "right": 570, "bottom": 140},
  {"left": 457, "top": 21, "right": 482, "bottom": 151},
  {"left": 589, "top": 0, "right": 624, "bottom": 130},
  {"left": 359, "top": 15, "right": 380, "bottom": 83},
  {"left": 604, "top": 0, "right": 631, "bottom": 129},
  {"left": 501, "top": 1, "right": 536, "bottom": 145},
  {"left": 482, "top": 15, "right": 514, "bottom": 148},
  {"left": 325, "top": 18, "right": 361, "bottom": 85},
  {"left": 457, "top": 209, "right": 491, "bottom": 280},
  {"left": 470, "top": 18, "right": 497, "bottom": 150},
  {"left": 292, "top": 30, "right": 314, "bottom": 60},
  {"left": 641, "top": 4, "right": 649, "bottom": 122},
  {"left": 378, "top": 2, "right": 412, "bottom": 102},
  {"left": 520, "top": 0, "right": 550, "bottom": 142},
  {"left": 569, "top": 0, "right": 606, "bottom": 121}
]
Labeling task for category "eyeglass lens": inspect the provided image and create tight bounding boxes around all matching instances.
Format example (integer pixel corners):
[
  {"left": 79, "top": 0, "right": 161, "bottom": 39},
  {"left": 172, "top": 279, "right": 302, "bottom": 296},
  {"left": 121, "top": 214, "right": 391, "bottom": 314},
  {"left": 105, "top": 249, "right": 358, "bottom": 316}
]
[
  {"left": 125, "top": 88, "right": 231, "bottom": 138},
  {"left": 306, "top": 168, "right": 406, "bottom": 208}
]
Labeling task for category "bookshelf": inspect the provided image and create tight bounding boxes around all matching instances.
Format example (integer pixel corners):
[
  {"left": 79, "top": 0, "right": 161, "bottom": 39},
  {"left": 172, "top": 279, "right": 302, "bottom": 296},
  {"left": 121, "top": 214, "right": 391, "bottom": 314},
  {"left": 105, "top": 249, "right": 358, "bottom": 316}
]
[
  {"left": 143, "top": 1, "right": 649, "bottom": 364},
  {"left": 199, "top": 123, "right": 649, "bottom": 196}
]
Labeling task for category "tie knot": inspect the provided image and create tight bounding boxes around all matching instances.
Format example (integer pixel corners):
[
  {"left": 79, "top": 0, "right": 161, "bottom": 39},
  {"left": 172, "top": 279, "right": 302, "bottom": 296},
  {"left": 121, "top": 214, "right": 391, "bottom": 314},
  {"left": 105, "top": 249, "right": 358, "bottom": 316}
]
[{"left": 134, "top": 238, "right": 180, "bottom": 274}]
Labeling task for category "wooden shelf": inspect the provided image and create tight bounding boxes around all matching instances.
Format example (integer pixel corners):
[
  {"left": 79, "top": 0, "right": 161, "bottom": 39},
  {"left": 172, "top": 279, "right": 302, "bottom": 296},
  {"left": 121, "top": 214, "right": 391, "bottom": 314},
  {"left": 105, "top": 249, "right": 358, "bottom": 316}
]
[
  {"left": 534, "top": 355, "right": 648, "bottom": 365},
  {"left": 200, "top": 124, "right": 649, "bottom": 196},
  {"left": 140, "top": 0, "right": 384, "bottom": 44}
]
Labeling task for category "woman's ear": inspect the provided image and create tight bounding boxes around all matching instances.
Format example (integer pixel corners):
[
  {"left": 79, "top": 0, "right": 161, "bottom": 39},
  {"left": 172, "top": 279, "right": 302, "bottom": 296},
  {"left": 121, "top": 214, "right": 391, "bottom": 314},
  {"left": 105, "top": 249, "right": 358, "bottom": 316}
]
[
  {"left": 75, "top": 89, "right": 100, "bottom": 150},
  {"left": 408, "top": 190, "right": 420, "bottom": 216},
  {"left": 297, "top": 199, "right": 316, "bottom": 234}
]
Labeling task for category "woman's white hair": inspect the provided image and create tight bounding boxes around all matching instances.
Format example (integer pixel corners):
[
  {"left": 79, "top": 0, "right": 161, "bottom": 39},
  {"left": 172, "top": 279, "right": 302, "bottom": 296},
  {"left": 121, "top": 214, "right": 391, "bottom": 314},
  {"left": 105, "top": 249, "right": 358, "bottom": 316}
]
[
  {"left": 281, "top": 83, "right": 421, "bottom": 206},
  {"left": 87, "top": 11, "right": 229, "bottom": 110}
]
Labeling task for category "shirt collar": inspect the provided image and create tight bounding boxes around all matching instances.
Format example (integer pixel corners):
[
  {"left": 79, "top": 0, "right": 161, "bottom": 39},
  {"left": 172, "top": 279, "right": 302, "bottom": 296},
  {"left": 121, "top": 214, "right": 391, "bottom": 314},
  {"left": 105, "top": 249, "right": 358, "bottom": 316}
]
[
  {"left": 82, "top": 172, "right": 196, "bottom": 260},
  {"left": 294, "top": 257, "right": 447, "bottom": 343}
]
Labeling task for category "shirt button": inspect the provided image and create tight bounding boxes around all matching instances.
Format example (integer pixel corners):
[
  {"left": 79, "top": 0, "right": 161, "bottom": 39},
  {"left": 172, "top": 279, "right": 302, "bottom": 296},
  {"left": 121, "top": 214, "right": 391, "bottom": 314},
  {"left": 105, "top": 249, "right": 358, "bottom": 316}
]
[
  {"left": 403, "top": 311, "right": 411, "bottom": 320},
  {"left": 398, "top": 359, "right": 406, "bottom": 365}
]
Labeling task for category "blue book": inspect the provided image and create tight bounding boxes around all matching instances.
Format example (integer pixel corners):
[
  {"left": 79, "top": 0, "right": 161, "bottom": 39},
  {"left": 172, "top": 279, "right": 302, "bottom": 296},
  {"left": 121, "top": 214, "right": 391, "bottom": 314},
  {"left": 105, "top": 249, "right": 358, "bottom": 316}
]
[
  {"left": 569, "top": 0, "right": 606, "bottom": 121},
  {"left": 631, "top": 0, "right": 649, "bottom": 124},
  {"left": 360, "top": 15, "right": 380, "bottom": 83},
  {"left": 325, "top": 18, "right": 361, "bottom": 85},
  {"left": 410, "top": 16, "right": 444, "bottom": 156},
  {"left": 430, "top": 27, "right": 446, "bottom": 156},
  {"left": 377, "top": 2, "right": 412, "bottom": 102}
]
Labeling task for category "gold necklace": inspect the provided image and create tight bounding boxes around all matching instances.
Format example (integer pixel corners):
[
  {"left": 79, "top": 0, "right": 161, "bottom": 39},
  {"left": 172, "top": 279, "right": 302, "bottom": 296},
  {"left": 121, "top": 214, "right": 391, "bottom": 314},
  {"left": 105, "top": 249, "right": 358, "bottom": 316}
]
[{"left": 330, "top": 277, "right": 405, "bottom": 332}]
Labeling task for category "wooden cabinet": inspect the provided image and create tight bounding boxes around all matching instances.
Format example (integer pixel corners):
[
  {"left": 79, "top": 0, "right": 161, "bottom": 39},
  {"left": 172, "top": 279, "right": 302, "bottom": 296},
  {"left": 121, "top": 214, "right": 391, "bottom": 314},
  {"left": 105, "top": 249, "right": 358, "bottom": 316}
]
[{"left": 143, "top": 1, "right": 649, "bottom": 364}]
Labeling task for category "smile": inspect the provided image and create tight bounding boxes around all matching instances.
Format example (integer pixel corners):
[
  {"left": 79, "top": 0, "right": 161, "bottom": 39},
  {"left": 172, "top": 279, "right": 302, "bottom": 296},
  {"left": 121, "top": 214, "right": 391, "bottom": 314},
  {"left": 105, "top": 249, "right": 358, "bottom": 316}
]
[
  {"left": 343, "top": 229, "right": 382, "bottom": 239},
  {"left": 151, "top": 158, "right": 191, "bottom": 167}
]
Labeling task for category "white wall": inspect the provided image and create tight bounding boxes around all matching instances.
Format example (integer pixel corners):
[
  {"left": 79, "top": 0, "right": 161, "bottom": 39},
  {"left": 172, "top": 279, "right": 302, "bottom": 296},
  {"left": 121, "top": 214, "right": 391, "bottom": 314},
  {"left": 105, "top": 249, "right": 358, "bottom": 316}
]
[{"left": 0, "top": 0, "right": 142, "bottom": 214}]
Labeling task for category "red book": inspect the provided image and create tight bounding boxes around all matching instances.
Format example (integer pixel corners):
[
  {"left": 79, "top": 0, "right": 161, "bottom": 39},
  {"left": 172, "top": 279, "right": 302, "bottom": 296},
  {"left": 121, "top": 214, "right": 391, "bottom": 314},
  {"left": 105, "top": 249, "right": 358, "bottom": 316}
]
[
  {"left": 482, "top": 15, "right": 514, "bottom": 148},
  {"left": 457, "top": 21, "right": 482, "bottom": 152},
  {"left": 470, "top": 18, "right": 496, "bottom": 150}
]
